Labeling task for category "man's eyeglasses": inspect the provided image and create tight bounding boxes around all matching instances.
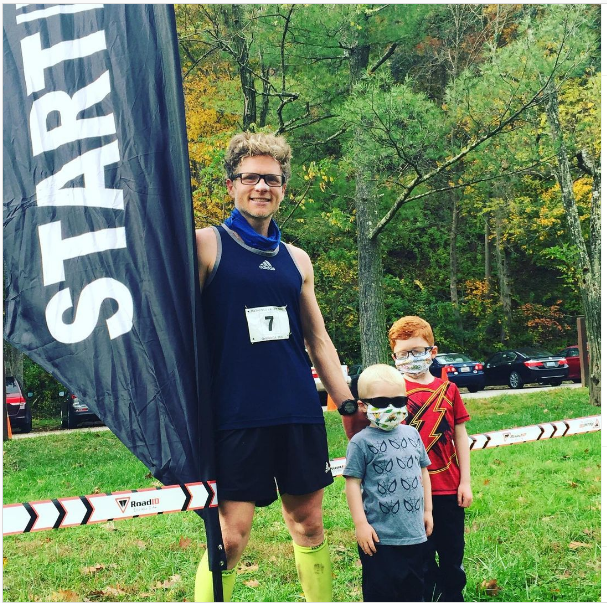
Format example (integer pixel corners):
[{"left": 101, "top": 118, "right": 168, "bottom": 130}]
[
  {"left": 361, "top": 396, "right": 408, "bottom": 409},
  {"left": 233, "top": 173, "right": 285, "bottom": 187},
  {"left": 392, "top": 347, "right": 434, "bottom": 360}
]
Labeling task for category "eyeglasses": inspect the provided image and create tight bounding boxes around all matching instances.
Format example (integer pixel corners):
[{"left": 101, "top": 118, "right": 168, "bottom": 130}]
[
  {"left": 361, "top": 396, "right": 408, "bottom": 409},
  {"left": 233, "top": 173, "right": 285, "bottom": 187},
  {"left": 392, "top": 347, "right": 434, "bottom": 360}
]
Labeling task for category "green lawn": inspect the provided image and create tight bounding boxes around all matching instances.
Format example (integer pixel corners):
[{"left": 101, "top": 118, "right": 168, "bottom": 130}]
[{"left": 3, "top": 388, "right": 600, "bottom": 602}]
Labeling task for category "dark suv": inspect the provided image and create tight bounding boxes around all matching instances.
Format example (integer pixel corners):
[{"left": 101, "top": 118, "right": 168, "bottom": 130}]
[
  {"left": 5, "top": 376, "right": 32, "bottom": 433},
  {"left": 60, "top": 391, "right": 100, "bottom": 429}
]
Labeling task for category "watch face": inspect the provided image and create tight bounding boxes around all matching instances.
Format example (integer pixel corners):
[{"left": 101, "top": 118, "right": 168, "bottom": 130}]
[{"left": 338, "top": 399, "right": 357, "bottom": 416}]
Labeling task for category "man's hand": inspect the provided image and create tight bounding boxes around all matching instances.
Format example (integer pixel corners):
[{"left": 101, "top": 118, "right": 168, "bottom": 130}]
[
  {"left": 355, "top": 522, "right": 380, "bottom": 556},
  {"left": 424, "top": 510, "right": 434, "bottom": 536},
  {"left": 457, "top": 482, "right": 473, "bottom": 507}
]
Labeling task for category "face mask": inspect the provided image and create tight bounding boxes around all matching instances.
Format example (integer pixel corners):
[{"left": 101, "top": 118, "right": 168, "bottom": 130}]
[
  {"left": 366, "top": 404, "right": 408, "bottom": 431},
  {"left": 395, "top": 351, "right": 433, "bottom": 378}
]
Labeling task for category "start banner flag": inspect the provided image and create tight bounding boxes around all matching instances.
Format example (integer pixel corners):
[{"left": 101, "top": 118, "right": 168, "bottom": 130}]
[{"left": 3, "top": 3, "right": 226, "bottom": 589}]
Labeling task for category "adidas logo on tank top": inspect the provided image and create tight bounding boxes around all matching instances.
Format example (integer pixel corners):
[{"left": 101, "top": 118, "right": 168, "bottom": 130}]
[{"left": 259, "top": 260, "right": 275, "bottom": 271}]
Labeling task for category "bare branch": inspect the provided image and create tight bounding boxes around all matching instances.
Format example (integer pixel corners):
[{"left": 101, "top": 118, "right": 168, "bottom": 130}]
[
  {"left": 277, "top": 180, "right": 313, "bottom": 229},
  {"left": 368, "top": 43, "right": 398, "bottom": 75}
]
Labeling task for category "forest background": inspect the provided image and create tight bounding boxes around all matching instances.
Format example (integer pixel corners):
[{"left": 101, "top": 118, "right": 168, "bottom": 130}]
[
  {"left": 176, "top": 3, "right": 600, "bottom": 400},
  {"left": 6, "top": 3, "right": 601, "bottom": 410}
]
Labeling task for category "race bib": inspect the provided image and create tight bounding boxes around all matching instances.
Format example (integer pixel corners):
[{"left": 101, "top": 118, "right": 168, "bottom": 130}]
[{"left": 245, "top": 306, "right": 290, "bottom": 343}]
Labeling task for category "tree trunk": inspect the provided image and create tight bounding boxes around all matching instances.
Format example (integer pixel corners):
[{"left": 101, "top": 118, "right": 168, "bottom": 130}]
[
  {"left": 223, "top": 4, "right": 256, "bottom": 130},
  {"left": 4, "top": 342, "right": 24, "bottom": 386},
  {"left": 494, "top": 205, "right": 512, "bottom": 344},
  {"left": 355, "top": 155, "right": 388, "bottom": 366},
  {"left": 484, "top": 217, "right": 491, "bottom": 295},
  {"left": 449, "top": 191, "right": 463, "bottom": 336},
  {"left": 350, "top": 17, "right": 388, "bottom": 366},
  {"left": 545, "top": 84, "right": 601, "bottom": 406}
]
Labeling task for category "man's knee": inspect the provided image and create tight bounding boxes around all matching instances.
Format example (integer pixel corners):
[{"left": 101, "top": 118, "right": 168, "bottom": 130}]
[{"left": 282, "top": 492, "right": 325, "bottom": 544}]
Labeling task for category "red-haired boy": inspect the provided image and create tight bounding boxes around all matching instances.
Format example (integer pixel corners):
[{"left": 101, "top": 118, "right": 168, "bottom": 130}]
[{"left": 388, "top": 315, "right": 472, "bottom": 602}]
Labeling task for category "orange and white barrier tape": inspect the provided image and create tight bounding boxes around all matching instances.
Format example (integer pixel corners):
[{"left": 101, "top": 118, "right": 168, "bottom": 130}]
[{"left": 3, "top": 416, "right": 600, "bottom": 535}]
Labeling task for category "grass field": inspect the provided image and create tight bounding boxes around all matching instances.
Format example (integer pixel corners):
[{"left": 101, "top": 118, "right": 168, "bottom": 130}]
[{"left": 3, "top": 387, "right": 600, "bottom": 602}]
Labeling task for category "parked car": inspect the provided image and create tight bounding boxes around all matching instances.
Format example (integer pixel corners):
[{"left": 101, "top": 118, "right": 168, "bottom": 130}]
[
  {"left": 556, "top": 345, "right": 587, "bottom": 382},
  {"left": 484, "top": 348, "right": 568, "bottom": 389},
  {"left": 430, "top": 353, "right": 485, "bottom": 393},
  {"left": 311, "top": 365, "right": 351, "bottom": 406},
  {"left": 5, "top": 376, "right": 32, "bottom": 433},
  {"left": 348, "top": 364, "right": 363, "bottom": 378},
  {"left": 59, "top": 391, "right": 100, "bottom": 429}
]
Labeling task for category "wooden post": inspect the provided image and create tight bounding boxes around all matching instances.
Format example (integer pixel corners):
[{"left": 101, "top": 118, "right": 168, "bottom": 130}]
[{"left": 577, "top": 316, "right": 589, "bottom": 387}]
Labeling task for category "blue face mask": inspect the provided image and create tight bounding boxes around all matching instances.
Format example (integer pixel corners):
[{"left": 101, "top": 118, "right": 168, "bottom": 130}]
[{"left": 224, "top": 208, "right": 281, "bottom": 252}]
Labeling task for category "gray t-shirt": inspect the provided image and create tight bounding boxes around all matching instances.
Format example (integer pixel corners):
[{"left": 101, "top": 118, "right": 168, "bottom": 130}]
[{"left": 344, "top": 424, "right": 431, "bottom": 545}]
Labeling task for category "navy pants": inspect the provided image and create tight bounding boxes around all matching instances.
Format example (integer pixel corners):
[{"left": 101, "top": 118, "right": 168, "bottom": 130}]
[
  {"left": 424, "top": 494, "right": 467, "bottom": 601},
  {"left": 358, "top": 542, "right": 426, "bottom": 602}
]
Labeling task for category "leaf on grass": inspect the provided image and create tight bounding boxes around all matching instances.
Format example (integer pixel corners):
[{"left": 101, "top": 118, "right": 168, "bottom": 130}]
[
  {"left": 558, "top": 570, "right": 571, "bottom": 579},
  {"left": 145, "top": 472, "right": 153, "bottom": 479},
  {"left": 135, "top": 540, "right": 147, "bottom": 550},
  {"left": 92, "top": 487, "right": 101, "bottom": 494},
  {"left": 244, "top": 580, "right": 260, "bottom": 588},
  {"left": 81, "top": 563, "right": 104, "bottom": 575},
  {"left": 50, "top": 590, "right": 80, "bottom": 602},
  {"left": 3, "top": 557, "right": 7, "bottom": 567},
  {"left": 179, "top": 536, "right": 192, "bottom": 549},
  {"left": 155, "top": 574, "right": 182, "bottom": 589},
  {"left": 483, "top": 479, "right": 490, "bottom": 486},
  {"left": 236, "top": 561, "right": 259, "bottom": 574},
  {"left": 583, "top": 528, "right": 593, "bottom": 536},
  {"left": 568, "top": 541, "right": 591, "bottom": 550},
  {"left": 102, "top": 585, "right": 127, "bottom": 597},
  {"left": 479, "top": 579, "right": 501, "bottom": 596},
  {"left": 81, "top": 563, "right": 118, "bottom": 575},
  {"left": 102, "top": 521, "right": 117, "bottom": 531},
  {"left": 569, "top": 481, "right": 579, "bottom": 488}
]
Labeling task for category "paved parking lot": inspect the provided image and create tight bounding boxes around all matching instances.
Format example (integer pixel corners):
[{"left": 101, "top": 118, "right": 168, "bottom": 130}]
[{"left": 10, "top": 383, "right": 584, "bottom": 439}]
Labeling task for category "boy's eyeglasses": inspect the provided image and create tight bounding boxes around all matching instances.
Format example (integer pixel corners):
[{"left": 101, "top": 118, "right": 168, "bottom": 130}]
[
  {"left": 233, "top": 173, "right": 285, "bottom": 187},
  {"left": 361, "top": 396, "right": 408, "bottom": 409},
  {"left": 393, "top": 347, "right": 433, "bottom": 360}
]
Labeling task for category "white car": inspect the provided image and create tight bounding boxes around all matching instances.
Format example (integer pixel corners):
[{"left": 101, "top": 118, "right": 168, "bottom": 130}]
[{"left": 311, "top": 365, "right": 351, "bottom": 392}]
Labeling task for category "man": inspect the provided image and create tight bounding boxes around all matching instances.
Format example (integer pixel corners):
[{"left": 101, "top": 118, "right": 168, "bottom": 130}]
[{"left": 194, "top": 132, "right": 356, "bottom": 602}]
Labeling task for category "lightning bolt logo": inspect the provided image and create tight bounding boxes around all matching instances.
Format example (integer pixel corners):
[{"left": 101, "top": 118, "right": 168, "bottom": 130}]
[{"left": 407, "top": 381, "right": 450, "bottom": 453}]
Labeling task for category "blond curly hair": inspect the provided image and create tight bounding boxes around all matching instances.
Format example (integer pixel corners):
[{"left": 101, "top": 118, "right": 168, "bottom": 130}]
[{"left": 224, "top": 132, "right": 292, "bottom": 181}]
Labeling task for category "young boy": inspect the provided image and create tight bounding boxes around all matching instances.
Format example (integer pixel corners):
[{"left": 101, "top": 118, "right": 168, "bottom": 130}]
[
  {"left": 343, "top": 364, "right": 433, "bottom": 602},
  {"left": 389, "top": 316, "right": 473, "bottom": 602}
]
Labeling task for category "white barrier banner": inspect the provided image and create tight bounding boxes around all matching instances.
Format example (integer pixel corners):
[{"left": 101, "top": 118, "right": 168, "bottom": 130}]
[{"left": 4, "top": 416, "right": 600, "bottom": 534}]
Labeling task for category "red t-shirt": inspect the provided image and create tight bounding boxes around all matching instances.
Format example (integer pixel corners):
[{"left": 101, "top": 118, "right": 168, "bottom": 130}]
[{"left": 403, "top": 377, "right": 470, "bottom": 495}]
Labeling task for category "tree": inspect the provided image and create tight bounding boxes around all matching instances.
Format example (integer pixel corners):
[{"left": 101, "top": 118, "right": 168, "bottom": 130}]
[{"left": 544, "top": 81, "right": 600, "bottom": 405}]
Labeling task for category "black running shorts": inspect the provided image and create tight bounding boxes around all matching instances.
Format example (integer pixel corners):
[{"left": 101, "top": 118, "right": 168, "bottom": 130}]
[{"left": 215, "top": 423, "right": 334, "bottom": 507}]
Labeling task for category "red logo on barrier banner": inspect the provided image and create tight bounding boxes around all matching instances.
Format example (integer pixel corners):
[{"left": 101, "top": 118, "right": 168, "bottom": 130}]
[{"left": 116, "top": 498, "right": 130, "bottom": 513}]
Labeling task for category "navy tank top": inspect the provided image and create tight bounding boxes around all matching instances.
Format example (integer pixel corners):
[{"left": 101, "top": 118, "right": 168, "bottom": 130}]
[{"left": 201, "top": 224, "right": 323, "bottom": 430}]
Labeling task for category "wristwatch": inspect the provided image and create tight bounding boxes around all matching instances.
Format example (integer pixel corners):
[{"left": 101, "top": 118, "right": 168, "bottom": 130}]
[{"left": 337, "top": 398, "right": 358, "bottom": 416}]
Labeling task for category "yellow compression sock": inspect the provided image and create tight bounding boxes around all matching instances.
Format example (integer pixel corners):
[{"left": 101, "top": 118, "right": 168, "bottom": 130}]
[
  {"left": 293, "top": 537, "right": 332, "bottom": 602},
  {"left": 194, "top": 550, "right": 236, "bottom": 602}
]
